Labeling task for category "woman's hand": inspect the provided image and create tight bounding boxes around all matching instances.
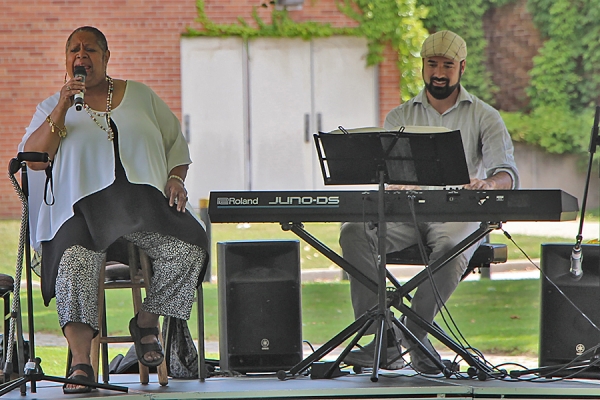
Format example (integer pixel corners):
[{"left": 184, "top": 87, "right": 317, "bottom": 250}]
[
  {"left": 165, "top": 176, "right": 188, "bottom": 212},
  {"left": 58, "top": 76, "right": 86, "bottom": 111}
]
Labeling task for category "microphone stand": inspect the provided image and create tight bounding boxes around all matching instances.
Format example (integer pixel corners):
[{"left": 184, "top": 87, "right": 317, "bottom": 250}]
[
  {"left": 570, "top": 105, "right": 600, "bottom": 279},
  {"left": 510, "top": 105, "right": 600, "bottom": 379},
  {"left": 0, "top": 154, "right": 128, "bottom": 396}
]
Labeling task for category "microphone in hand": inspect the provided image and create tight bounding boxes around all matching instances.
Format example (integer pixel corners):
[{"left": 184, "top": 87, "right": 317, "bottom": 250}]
[
  {"left": 569, "top": 244, "right": 583, "bottom": 280},
  {"left": 73, "top": 66, "right": 87, "bottom": 111}
]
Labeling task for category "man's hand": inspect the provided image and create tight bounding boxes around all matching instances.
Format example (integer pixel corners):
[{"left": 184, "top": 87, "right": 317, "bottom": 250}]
[
  {"left": 464, "top": 178, "right": 494, "bottom": 190},
  {"left": 463, "top": 172, "right": 513, "bottom": 190},
  {"left": 385, "top": 184, "right": 422, "bottom": 191}
]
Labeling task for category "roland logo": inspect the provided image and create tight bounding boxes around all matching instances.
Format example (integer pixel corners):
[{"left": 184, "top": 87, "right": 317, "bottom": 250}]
[
  {"left": 216, "top": 197, "right": 258, "bottom": 206},
  {"left": 268, "top": 196, "right": 339, "bottom": 206}
]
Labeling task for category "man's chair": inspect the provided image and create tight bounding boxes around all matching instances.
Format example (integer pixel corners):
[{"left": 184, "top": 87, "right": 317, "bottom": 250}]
[{"left": 386, "top": 239, "right": 508, "bottom": 280}]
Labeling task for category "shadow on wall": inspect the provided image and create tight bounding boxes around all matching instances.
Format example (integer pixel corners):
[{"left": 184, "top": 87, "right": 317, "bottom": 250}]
[{"left": 514, "top": 142, "right": 600, "bottom": 211}]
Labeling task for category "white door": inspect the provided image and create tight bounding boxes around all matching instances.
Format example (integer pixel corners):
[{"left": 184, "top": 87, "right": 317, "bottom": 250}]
[
  {"left": 181, "top": 37, "right": 247, "bottom": 205},
  {"left": 181, "top": 36, "right": 379, "bottom": 206},
  {"left": 312, "top": 36, "right": 379, "bottom": 190},
  {"left": 247, "top": 38, "right": 313, "bottom": 190}
]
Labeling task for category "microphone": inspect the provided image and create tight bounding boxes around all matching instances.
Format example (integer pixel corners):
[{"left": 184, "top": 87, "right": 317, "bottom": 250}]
[
  {"left": 570, "top": 244, "right": 583, "bottom": 280},
  {"left": 73, "top": 66, "right": 87, "bottom": 111}
]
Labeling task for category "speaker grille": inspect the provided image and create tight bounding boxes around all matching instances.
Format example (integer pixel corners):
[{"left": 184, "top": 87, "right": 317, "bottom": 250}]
[
  {"left": 539, "top": 243, "right": 600, "bottom": 369},
  {"left": 218, "top": 240, "right": 302, "bottom": 373}
]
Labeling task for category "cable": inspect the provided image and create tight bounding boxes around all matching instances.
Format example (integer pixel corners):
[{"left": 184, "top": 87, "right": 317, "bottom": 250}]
[
  {"left": 502, "top": 229, "right": 600, "bottom": 334},
  {"left": 499, "top": 228, "right": 600, "bottom": 381}
]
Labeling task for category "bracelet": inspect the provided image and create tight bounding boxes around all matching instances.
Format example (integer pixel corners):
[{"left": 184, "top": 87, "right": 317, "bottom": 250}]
[
  {"left": 46, "top": 115, "right": 67, "bottom": 138},
  {"left": 168, "top": 175, "right": 185, "bottom": 185}
]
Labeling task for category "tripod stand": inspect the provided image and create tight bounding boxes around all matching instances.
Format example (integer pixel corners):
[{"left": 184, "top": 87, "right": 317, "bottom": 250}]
[
  {"left": 279, "top": 128, "right": 496, "bottom": 381},
  {"left": 0, "top": 152, "right": 127, "bottom": 396}
]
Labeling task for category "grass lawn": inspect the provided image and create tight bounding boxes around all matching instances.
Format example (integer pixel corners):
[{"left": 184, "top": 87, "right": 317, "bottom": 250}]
[
  {"left": 0, "top": 220, "right": 580, "bottom": 276},
  {"left": 25, "top": 278, "right": 542, "bottom": 377},
  {"left": 0, "top": 219, "right": 577, "bottom": 377}
]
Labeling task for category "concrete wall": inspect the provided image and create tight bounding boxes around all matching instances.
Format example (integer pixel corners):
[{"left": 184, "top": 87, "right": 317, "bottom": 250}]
[{"left": 514, "top": 142, "right": 598, "bottom": 211}]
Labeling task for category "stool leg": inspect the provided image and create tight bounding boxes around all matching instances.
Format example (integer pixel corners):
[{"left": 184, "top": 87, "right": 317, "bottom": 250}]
[
  {"left": 197, "top": 285, "right": 207, "bottom": 381},
  {"left": 90, "top": 260, "right": 107, "bottom": 383},
  {"left": 138, "top": 248, "right": 168, "bottom": 386},
  {"left": 156, "top": 320, "right": 168, "bottom": 386},
  {"left": 130, "top": 271, "right": 150, "bottom": 384},
  {"left": 101, "top": 298, "right": 109, "bottom": 383}
]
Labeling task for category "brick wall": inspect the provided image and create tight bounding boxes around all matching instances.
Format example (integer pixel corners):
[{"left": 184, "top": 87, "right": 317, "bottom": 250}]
[
  {"left": 0, "top": 0, "right": 203, "bottom": 217},
  {"left": 483, "top": 0, "right": 542, "bottom": 111},
  {"left": 0, "top": 0, "right": 392, "bottom": 219},
  {"left": 0, "top": 0, "right": 538, "bottom": 218}
]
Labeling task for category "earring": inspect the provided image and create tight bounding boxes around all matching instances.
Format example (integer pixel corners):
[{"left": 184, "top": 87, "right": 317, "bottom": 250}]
[{"left": 64, "top": 72, "right": 68, "bottom": 83}]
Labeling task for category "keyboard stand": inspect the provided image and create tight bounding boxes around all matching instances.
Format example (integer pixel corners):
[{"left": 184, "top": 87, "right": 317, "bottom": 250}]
[{"left": 278, "top": 220, "right": 501, "bottom": 380}]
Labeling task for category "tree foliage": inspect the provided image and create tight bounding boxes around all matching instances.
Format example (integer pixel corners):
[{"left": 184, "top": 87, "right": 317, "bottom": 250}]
[
  {"left": 416, "top": 0, "right": 497, "bottom": 103},
  {"left": 187, "top": 0, "right": 600, "bottom": 155},
  {"left": 335, "top": 0, "right": 428, "bottom": 101},
  {"left": 527, "top": 0, "right": 600, "bottom": 112}
]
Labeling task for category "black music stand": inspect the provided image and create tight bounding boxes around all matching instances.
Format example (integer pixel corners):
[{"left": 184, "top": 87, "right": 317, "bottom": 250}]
[
  {"left": 290, "top": 127, "right": 469, "bottom": 382},
  {"left": 315, "top": 127, "right": 469, "bottom": 187}
]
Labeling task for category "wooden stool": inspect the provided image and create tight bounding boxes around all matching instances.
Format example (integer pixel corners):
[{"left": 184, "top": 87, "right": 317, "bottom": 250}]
[
  {"left": 94, "top": 242, "right": 168, "bottom": 385},
  {"left": 67, "top": 242, "right": 168, "bottom": 386}
]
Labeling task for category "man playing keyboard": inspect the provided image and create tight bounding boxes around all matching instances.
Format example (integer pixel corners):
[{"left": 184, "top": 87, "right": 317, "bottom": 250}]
[{"left": 340, "top": 30, "right": 520, "bottom": 374}]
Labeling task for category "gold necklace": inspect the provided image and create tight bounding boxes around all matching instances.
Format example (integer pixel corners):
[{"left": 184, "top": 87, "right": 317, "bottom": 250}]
[{"left": 83, "top": 76, "right": 114, "bottom": 141}]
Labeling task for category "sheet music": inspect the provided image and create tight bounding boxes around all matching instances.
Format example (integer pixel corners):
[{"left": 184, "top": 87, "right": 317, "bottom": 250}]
[
  {"left": 326, "top": 125, "right": 452, "bottom": 134},
  {"left": 316, "top": 125, "right": 468, "bottom": 190}
]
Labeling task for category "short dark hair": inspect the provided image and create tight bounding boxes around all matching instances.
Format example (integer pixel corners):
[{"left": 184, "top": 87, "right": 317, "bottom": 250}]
[{"left": 65, "top": 26, "right": 109, "bottom": 53}]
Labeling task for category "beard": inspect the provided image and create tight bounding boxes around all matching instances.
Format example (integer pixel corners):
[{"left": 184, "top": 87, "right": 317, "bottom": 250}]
[{"left": 424, "top": 72, "right": 462, "bottom": 100}]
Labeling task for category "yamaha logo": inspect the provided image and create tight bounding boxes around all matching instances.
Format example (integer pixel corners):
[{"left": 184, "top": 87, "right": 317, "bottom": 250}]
[{"left": 261, "top": 338, "right": 270, "bottom": 350}]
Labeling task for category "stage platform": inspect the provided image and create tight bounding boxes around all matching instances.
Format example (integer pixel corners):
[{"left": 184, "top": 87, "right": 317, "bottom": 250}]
[{"left": 1, "top": 368, "right": 600, "bottom": 399}]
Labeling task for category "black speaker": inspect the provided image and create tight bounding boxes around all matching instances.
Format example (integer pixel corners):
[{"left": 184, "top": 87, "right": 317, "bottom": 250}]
[
  {"left": 217, "top": 240, "right": 302, "bottom": 373},
  {"left": 539, "top": 243, "right": 600, "bottom": 368}
]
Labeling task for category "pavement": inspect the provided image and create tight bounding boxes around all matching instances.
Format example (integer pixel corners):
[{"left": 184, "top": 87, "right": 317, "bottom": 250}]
[{"left": 301, "top": 220, "right": 599, "bottom": 282}]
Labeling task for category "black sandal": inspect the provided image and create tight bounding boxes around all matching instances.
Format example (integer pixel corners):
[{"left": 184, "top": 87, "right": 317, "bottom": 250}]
[
  {"left": 63, "top": 363, "right": 94, "bottom": 394},
  {"left": 129, "top": 314, "right": 164, "bottom": 368}
]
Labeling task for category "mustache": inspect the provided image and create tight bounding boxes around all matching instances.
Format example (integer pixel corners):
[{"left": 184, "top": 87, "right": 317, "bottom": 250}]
[{"left": 431, "top": 77, "right": 449, "bottom": 84}]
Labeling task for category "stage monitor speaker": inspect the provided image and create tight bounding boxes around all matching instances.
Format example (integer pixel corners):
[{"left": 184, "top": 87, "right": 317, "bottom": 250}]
[
  {"left": 539, "top": 243, "right": 600, "bottom": 368},
  {"left": 217, "top": 240, "right": 302, "bottom": 373}
]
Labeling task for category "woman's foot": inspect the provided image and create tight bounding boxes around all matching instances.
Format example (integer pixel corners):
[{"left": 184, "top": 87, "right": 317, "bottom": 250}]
[
  {"left": 63, "top": 323, "right": 95, "bottom": 393},
  {"left": 129, "top": 312, "right": 164, "bottom": 367},
  {"left": 63, "top": 363, "right": 94, "bottom": 394}
]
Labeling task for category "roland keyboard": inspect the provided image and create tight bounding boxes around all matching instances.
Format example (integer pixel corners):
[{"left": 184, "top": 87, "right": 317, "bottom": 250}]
[{"left": 208, "top": 189, "right": 579, "bottom": 223}]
